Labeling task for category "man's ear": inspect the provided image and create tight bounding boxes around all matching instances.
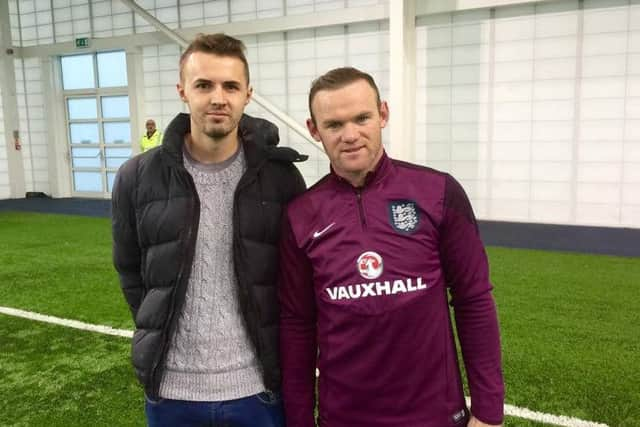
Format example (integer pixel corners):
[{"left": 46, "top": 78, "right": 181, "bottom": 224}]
[
  {"left": 306, "top": 118, "right": 321, "bottom": 142},
  {"left": 176, "top": 83, "right": 186, "bottom": 102},
  {"left": 379, "top": 101, "right": 389, "bottom": 128},
  {"left": 245, "top": 85, "right": 253, "bottom": 106}
]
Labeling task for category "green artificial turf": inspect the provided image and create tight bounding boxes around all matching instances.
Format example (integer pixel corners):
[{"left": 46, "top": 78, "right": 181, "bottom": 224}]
[
  {"left": 0, "top": 315, "right": 143, "bottom": 427},
  {"left": 1, "top": 211, "right": 639, "bottom": 426},
  {"left": 0, "top": 211, "right": 132, "bottom": 329},
  {"left": 488, "top": 246, "right": 640, "bottom": 427}
]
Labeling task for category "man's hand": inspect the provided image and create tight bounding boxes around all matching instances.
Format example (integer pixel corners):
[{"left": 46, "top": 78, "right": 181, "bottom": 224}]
[{"left": 468, "top": 415, "right": 503, "bottom": 427}]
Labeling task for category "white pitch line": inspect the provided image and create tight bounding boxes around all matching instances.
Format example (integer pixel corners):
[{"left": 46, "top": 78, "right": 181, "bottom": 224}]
[
  {"left": 0, "top": 306, "right": 611, "bottom": 427},
  {"left": 0, "top": 306, "right": 133, "bottom": 338},
  {"left": 505, "top": 403, "right": 609, "bottom": 427},
  {"left": 504, "top": 404, "right": 609, "bottom": 427},
  {"left": 465, "top": 397, "right": 609, "bottom": 427}
]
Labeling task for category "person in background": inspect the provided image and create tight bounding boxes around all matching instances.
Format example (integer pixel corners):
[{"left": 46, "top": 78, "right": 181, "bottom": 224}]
[
  {"left": 279, "top": 67, "right": 504, "bottom": 427},
  {"left": 112, "top": 33, "right": 306, "bottom": 427},
  {"left": 139, "top": 119, "right": 162, "bottom": 152}
]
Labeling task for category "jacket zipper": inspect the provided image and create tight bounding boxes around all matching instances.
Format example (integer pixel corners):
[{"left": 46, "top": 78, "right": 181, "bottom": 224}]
[
  {"left": 233, "top": 159, "right": 266, "bottom": 370},
  {"left": 356, "top": 189, "right": 367, "bottom": 230},
  {"left": 151, "top": 168, "right": 200, "bottom": 397}
]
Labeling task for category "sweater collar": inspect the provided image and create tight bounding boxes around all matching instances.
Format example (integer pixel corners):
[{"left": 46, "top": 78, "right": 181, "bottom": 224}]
[{"left": 161, "top": 112, "right": 287, "bottom": 169}]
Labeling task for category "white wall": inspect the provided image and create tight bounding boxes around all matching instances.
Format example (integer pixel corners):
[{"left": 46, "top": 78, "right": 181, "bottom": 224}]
[
  {"left": 14, "top": 57, "right": 49, "bottom": 195},
  {"left": 12, "top": 0, "right": 384, "bottom": 46},
  {"left": 3, "top": 0, "right": 639, "bottom": 229},
  {"left": 415, "top": 0, "right": 640, "bottom": 228},
  {"left": 140, "top": 43, "right": 186, "bottom": 135},
  {"left": 0, "top": 86, "right": 8, "bottom": 199}
]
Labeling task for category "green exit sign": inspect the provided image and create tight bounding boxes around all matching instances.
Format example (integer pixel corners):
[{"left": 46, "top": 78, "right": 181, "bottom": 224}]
[{"left": 75, "top": 37, "right": 90, "bottom": 48}]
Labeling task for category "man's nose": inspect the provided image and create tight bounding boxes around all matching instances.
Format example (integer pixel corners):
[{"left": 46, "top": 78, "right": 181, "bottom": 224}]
[
  {"left": 210, "top": 86, "right": 225, "bottom": 104},
  {"left": 342, "top": 122, "right": 358, "bottom": 142}
]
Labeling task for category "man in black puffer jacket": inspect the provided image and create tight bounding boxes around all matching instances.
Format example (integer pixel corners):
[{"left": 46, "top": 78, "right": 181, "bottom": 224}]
[{"left": 111, "top": 34, "right": 306, "bottom": 427}]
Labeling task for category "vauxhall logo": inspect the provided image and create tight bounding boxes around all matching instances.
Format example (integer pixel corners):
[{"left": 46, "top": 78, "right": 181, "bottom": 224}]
[
  {"left": 357, "top": 251, "right": 383, "bottom": 279},
  {"left": 326, "top": 251, "right": 429, "bottom": 301}
]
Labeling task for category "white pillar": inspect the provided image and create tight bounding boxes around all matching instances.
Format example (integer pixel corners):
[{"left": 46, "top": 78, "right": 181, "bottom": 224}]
[
  {"left": 42, "top": 56, "right": 73, "bottom": 197},
  {"left": 388, "top": 0, "right": 416, "bottom": 162},
  {"left": 127, "top": 48, "right": 145, "bottom": 156},
  {"left": 0, "top": 0, "right": 26, "bottom": 198}
]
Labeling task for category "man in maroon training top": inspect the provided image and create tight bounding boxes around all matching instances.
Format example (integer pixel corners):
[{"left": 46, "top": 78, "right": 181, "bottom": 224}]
[{"left": 278, "top": 67, "right": 504, "bottom": 427}]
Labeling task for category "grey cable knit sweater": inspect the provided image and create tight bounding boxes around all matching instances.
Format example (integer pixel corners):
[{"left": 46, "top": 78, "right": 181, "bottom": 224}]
[{"left": 159, "top": 145, "right": 265, "bottom": 401}]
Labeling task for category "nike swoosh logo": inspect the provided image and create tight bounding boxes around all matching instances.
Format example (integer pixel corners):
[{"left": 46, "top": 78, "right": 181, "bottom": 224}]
[{"left": 313, "top": 222, "right": 335, "bottom": 239}]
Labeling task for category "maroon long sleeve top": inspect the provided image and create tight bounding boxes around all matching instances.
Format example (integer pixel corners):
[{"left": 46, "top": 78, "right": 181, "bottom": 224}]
[{"left": 279, "top": 152, "right": 504, "bottom": 427}]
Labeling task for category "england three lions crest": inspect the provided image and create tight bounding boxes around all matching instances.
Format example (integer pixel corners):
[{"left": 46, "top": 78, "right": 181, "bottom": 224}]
[{"left": 388, "top": 200, "right": 419, "bottom": 234}]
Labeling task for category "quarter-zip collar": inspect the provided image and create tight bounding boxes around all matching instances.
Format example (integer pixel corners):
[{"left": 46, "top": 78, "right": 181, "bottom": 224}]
[{"left": 329, "top": 149, "right": 393, "bottom": 190}]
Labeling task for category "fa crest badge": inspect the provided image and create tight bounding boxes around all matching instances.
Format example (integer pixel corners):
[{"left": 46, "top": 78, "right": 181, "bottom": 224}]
[{"left": 388, "top": 200, "right": 419, "bottom": 234}]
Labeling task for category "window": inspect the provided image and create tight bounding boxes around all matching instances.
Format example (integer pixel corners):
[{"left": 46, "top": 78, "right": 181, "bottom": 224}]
[{"left": 60, "top": 51, "right": 131, "bottom": 195}]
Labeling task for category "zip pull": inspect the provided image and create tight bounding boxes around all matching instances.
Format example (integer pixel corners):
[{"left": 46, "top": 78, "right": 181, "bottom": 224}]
[{"left": 355, "top": 189, "right": 367, "bottom": 229}]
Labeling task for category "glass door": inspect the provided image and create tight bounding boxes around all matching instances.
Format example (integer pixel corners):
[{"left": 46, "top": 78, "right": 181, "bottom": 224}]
[{"left": 61, "top": 51, "right": 131, "bottom": 196}]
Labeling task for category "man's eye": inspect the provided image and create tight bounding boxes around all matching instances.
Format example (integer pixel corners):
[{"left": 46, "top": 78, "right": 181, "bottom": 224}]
[
  {"left": 327, "top": 123, "right": 340, "bottom": 129},
  {"left": 356, "top": 115, "right": 369, "bottom": 123},
  {"left": 195, "top": 83, "right": 210, "bottom": 89}
]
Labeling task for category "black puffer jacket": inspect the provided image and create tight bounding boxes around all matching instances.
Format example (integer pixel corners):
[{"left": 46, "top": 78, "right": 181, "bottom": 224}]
[{"left": 111, "top": 113, "right": 306, "bottom": 399}]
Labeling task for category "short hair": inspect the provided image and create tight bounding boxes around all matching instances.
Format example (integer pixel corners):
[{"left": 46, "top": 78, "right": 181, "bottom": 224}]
[
  {"left": 179, "top": 33, "right": 250, "bottom": 84},
  {"left": 308, "top": 67, "right": 381, "bottom": 123}
]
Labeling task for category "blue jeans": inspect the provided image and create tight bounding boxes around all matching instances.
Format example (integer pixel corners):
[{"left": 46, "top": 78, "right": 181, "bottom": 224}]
[{"left": 145, "top": 391, "right": 285, "bottom": 427}]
